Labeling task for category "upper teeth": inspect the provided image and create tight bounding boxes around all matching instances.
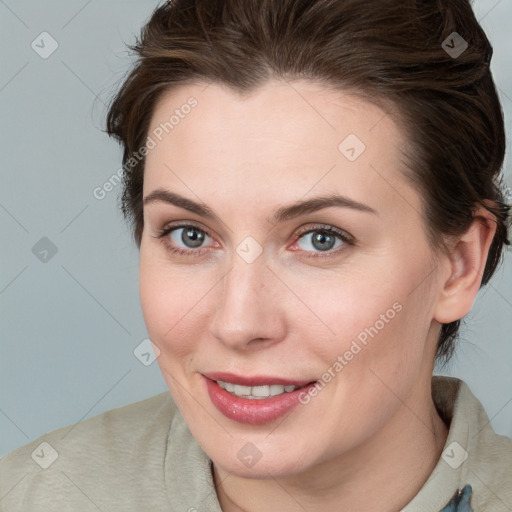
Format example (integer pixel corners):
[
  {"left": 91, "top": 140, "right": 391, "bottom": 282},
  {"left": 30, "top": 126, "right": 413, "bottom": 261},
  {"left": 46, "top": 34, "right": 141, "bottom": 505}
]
[{"left": 217, "top": 380, "right": 299, "bottom": 399}]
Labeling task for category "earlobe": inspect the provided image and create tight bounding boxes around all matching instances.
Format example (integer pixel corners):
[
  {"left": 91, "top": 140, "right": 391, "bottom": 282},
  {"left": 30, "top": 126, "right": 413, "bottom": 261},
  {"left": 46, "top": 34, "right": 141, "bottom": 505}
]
[{"left": 433, "top": 207, "right": 498, "bottom": 324}]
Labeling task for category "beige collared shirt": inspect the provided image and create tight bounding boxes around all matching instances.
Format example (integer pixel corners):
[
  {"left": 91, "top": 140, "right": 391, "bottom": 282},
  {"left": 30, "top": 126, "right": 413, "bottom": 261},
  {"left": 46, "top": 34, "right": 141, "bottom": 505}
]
[{"left": 1, "top": 376, "right": 511, "bottom": 511}]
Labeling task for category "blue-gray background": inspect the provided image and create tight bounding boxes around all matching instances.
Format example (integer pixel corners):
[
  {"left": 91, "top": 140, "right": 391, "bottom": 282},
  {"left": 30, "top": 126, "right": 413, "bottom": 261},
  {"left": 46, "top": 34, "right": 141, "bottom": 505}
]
[{"left": 0, "top": 0, "right": 511, "bottom": 458}]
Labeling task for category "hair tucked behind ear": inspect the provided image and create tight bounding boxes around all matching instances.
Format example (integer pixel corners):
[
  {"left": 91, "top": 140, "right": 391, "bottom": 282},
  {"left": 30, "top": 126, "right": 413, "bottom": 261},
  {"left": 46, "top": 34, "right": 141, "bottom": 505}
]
[{"left": 106, "top": 0, "right": 510, "bottom": 365}]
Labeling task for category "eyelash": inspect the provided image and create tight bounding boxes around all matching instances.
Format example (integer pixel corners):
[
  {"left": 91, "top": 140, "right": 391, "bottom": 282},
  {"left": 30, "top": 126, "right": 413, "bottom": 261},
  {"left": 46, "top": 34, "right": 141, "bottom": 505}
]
[{"left": 154, "top": 222, "right": 354, "bottom": 259}]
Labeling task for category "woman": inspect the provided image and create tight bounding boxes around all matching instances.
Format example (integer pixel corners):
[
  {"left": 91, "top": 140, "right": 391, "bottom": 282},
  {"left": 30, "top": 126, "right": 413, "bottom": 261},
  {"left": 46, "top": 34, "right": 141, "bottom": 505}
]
[{"left": 1, "top": 0, "right": 511, "bottom": 510}]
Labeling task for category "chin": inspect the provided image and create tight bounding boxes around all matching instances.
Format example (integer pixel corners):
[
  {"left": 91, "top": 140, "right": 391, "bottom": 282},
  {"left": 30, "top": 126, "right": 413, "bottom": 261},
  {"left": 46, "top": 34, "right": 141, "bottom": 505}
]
[
  {"left": 216, "top": 455, "right": 306, "bottom": 480},
  {"left": 208, "top": 437, "right": 319, "bottom": 480}
]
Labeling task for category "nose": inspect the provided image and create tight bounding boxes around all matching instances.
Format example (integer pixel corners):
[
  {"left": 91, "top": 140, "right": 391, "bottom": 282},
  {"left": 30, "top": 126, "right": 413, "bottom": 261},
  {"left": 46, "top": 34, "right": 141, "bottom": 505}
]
[{"left": 209, "top": 255, "right": 287, "bottom": 351}]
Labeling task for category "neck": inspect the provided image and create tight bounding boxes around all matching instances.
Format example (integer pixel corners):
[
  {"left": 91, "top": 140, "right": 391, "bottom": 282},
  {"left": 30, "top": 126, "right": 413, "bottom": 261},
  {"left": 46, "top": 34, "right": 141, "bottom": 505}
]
[{"left": 214, "top": 378, "right": 449, "bottom": 512}]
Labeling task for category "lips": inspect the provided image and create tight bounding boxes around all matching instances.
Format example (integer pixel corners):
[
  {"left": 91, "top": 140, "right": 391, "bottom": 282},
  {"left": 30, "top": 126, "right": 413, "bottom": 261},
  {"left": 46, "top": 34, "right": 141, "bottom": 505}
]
[{"left": 202, "top": 372, "right": 318, "bottom": 424}]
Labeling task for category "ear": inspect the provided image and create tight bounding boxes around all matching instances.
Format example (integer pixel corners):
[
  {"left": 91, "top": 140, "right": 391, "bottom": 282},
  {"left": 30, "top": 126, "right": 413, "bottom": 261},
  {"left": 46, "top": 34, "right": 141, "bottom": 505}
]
[{"left": 433, "top": 206, "right": 498, "bottom": 324}]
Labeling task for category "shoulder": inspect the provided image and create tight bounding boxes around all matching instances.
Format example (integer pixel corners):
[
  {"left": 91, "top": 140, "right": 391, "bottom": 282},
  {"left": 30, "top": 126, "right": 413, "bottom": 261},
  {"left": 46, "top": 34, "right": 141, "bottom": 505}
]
[
  {"left": 434, "top": 376, "right": 512, "bottom": 511},
  {"left": 457, "top": 379, "right": 512, "bottom": 510},
  {"left": 0, "top": 392, "right": 177, "bottom": 511},
  {"left": 406, "top": 377, "right": 512, "bottom": 512}
]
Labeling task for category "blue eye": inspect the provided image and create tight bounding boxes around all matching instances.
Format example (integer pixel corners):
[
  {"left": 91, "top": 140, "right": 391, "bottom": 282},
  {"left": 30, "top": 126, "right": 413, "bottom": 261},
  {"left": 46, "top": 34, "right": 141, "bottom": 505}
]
[
  {"left": 170, "top": 226, "right": 210, "bottom": 248},
  {"left": 293, "top": 225, "right": 352, "bottom": 257},
  {"left": 297, "top": 229, "right": 343, "bottom": 252},
  {"left": 157, "top": 224, "right": 213, "bottom": 257}
]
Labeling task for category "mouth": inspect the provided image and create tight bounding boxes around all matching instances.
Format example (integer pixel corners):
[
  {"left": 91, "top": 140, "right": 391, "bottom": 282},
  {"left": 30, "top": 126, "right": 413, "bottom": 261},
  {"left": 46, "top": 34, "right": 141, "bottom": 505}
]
[{"left": 202, "top": 372, "right": 318, "bottom": 424}]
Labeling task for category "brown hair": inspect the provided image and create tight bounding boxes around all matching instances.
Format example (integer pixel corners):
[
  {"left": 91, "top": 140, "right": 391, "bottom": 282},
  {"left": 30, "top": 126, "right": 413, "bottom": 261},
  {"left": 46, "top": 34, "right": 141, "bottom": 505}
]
[{"left": 106, "top": 0, "right": 510, "bottom": 364}]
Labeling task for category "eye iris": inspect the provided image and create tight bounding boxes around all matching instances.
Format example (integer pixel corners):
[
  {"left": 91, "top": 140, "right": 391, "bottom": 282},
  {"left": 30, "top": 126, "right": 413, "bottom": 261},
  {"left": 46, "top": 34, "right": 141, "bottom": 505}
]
[
  {"left": 312, "top": 231, "right": 336, "bottom": 251},
  {"left": 182, "top": 227, "right": 205, "bottom": 248}
]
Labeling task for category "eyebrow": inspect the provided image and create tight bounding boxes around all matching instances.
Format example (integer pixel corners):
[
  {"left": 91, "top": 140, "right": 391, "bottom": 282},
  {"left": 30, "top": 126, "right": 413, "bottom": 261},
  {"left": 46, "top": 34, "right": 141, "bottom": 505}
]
[{"left": 143, "top": 189, "right": 378, "bottom": 224}]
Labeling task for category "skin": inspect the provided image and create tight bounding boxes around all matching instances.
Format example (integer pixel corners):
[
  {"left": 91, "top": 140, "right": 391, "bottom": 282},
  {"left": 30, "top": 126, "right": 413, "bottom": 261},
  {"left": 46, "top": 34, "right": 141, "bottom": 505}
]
[{"left": 139, "top": 79, "right": 496, "bottom": 511}]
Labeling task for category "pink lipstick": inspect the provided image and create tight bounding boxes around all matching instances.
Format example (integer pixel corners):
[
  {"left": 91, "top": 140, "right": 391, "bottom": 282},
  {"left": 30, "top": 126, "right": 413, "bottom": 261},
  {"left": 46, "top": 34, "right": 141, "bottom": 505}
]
[{"left": 203, "top": 372, "right": 317, "bottom": 425}]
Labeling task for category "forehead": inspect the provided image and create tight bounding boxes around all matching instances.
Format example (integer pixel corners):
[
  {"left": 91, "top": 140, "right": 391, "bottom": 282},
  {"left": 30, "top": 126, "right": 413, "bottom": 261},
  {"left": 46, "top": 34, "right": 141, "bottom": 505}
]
[
  {"left": 147, "top": 78, "right": 400, "bottom": 154},
  {"left": 143, "top": 79, "right": 420, "bottom": 221}
]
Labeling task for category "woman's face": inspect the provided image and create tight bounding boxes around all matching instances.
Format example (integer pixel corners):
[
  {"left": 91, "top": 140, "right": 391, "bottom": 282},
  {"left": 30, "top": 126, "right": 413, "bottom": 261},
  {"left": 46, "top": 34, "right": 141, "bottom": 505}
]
[{"left": 140, "top": 79, "right": 447, "bottom": 478}]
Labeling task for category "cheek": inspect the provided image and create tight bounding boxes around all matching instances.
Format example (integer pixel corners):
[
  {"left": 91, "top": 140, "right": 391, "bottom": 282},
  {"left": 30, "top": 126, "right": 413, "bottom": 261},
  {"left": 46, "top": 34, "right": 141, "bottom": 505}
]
[
  {"left": 294, "top": 275, "right": 431, "bottom": 452},
  {"left": 139, "top": 250, "right": 210, "bottom": 408},
  {"left": 297, "top": 261, "right": 433, "bottom": 388},
  {"left": 288, "top": 265, "right": 404, "bottom": 350},
  {"left": 139, "top": 247, "right": 207, "bottom": 356}
]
